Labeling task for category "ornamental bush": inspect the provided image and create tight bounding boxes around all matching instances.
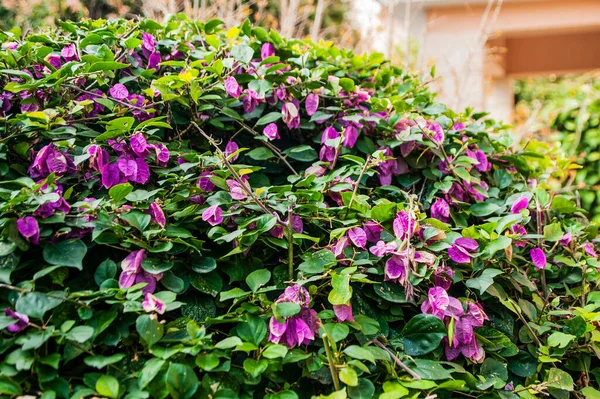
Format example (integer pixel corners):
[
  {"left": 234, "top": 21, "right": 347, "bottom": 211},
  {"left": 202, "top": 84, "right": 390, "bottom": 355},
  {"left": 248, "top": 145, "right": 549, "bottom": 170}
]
[{"left": 1, "top": 17, "right": 600, "bottom": 399}]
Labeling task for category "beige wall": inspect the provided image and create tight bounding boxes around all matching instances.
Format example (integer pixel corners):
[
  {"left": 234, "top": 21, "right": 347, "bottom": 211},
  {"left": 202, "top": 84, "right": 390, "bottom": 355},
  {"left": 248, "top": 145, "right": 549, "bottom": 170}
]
[{"left": 420, "top": 0, "right": 600, "bottom": 122}]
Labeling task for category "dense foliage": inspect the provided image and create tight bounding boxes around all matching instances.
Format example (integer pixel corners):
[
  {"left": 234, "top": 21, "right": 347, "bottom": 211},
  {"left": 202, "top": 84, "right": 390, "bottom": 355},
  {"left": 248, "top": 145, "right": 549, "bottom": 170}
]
[{"left": 1, "top": 17, "right": 600, "bottom": 399}]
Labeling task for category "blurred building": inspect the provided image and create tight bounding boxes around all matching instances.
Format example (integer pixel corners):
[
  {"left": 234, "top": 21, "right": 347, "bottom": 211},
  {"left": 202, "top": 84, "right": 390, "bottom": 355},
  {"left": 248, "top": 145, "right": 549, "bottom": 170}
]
[{"left": 401, "top": 0, "right": 600, "bottom": 122}]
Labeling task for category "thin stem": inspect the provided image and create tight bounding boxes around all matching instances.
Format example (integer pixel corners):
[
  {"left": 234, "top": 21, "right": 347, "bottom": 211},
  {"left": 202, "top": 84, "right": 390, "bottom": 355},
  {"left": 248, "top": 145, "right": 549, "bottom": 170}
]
[
  {"left": 344, "top": 155, "right": 372, "bottom": 219},
  {"left": 322, "top": 334, "right": 341, "bottom": 391},
  {"left": 0, "top": 283, "right": 90, "bottom": 308},
  {"left": 287, "top": 209, "right": 294, "bottom": 280},
  {"left": 373, "top": 339, "right": 421, "bottom": 380}
]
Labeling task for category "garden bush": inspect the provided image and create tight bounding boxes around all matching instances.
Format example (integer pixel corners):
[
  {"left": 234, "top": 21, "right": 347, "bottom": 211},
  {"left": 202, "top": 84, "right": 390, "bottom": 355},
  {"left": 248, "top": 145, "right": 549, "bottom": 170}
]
[{"left": 1, "top": 17, "right": 600, "bottom": 399}]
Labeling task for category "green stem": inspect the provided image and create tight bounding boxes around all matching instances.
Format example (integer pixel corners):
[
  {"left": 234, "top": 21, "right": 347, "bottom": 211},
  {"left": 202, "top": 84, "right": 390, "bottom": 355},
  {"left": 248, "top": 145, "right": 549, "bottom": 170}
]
[
  {"left": 287, "top": 211, "right": 294, "bottom": 280},
  {"left": 322, "top": 334, "right": 341, "bottom": 391}
]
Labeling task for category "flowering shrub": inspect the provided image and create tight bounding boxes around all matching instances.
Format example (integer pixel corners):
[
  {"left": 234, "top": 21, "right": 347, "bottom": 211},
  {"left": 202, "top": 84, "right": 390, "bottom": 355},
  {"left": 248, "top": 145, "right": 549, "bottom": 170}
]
[{"left": 1, "top": 17, "right": 599, "bottom": 399}]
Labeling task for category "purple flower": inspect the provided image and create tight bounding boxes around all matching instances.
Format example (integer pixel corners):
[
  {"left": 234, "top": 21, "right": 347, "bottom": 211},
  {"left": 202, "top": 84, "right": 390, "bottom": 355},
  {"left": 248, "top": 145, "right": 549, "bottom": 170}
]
[
  {"left": 147, "top": 51, "right": 161, "bottom": 70},
  {"left": 28, "top": 144, "right": 76, "bottom": 179},
  {"left": 393, "top": 210, "right": 415, "bottom": 241},
  {"left": 269, "top": 285, "right": 321, "bottom": 348},
  {"left": 306, "top": 93, "right": 319, "bottom": 116},
  {"left": 242, "top": 89, "right": 260, "bottom": 113},
  {"left": 0, "top": 91, "right": 13, "bottom": 115},
  {"left": 348, "top": 227, "right": 367, "bottom": 249},
  {"left": 421, "top": 287, "right": 450, "bottom": 320},
  {"left": 431, "top": 198, "right": 450, "bottom": 223},
  {"left": 109, "top": 84, "right": 129, "bottom": 100},
  {"left": 88, "top": 145, "right": 110, "bottom": 171},
  {"left": 142, "top": 33, "right": 156, "bottom": 53},
  {"left": 333, "top": 304, "right": 354, "bottom": 322},
  {"left": 282, "top": 102, "right": 300, "bottom": 129},
  {"left": 227, "top": 178, "right": 248, "bottom": 200},
  {"left": 61, "top": 44, "right": 78, "bottom": 62},
  {"left": 559, "top": 233, "right": 572, "bottom": 246},
  {"left": 369, "top": 240, "right": 397, "bottom": 257},
  {"left": 101, "top": 163, "right": 126, "bottom": 188},
  {"left": 197, "top": 171, "right": 215, "bottom": 191},
  {"left": 584, "top": 243, "right": 598, "bottom": 258},
  {"left": 45, "top": 54, "right": 62, "bottom": 69},
  {"left": 119, "top": 249, "right": 162, "bottom": 294},
  {"left": 152, "top": 143, "right": 169, "bottom": 166},
  {"left": 448, "top": 237, "right": 478, "bottom": 264},
  {"left": 342, "top": 125, "right": 358, "bottom": 148},
  {"left": 128, "top": 94, "right": 154, "bottom": 121},
  {"left": 385, "top": 252, "right": 410, "bottom": 284},
  {"left": 116, "top": 157, "right": 150, "bottom": 184},
  {"left": 149, "top": 202, "right": 166, "bottom": 228},
  {"left": 263, "top": 123, "right": 280, "bottom": 140},
  {"left": 473, "top": 149, "right": 491, "bottom": 173},
  {"left": 202, "top": 205, "right": 224, "bottom": 226},
  {"left": 530, "top": 248, "right": 546, "bottom": 270},
  {"left": 2, "top": 42, "right": 18, "bottom": 50},
  {"left": 142, "top": 293, "right": 166, "bottom": 314},
  {"left": 130, "top": 133, "right": 149, "bottom": 157},
  {"left": 434, "top": 265, "right": 454, "bottom": 290},
  {"left": 511, "top": 196, "right": 529, "bottom": 214},
  {"left": 3, "top": 309, "right": 29, "bottom": 333},
  {"left": 364, "top": 222, "right": 382, "bottom": 242},
  {"left": 330, "top": 237, "right": 350, "bottom": 259},
  {"left": 224, "top": 77, "right": 242, "bottom": 99},
  {"left": 291, "top": 215, "right": 304, "bottom": 234},
  {"left": 452, "top": 122, "right": 466, "bottom": 131},
  {"left": 512, "top": 224, "right": 527, "bottom": 248},
  {"left": 17, "top": 216, "right": 39, "bottom": 245},
  {"left": 427, "top": 121, "right": 444, "bottom": 144},
  {"left": 35, "top": 186, "right": 70, "bottom": 218},
  {"left": 261, "top": 42, "right": 275, "bottom": 59},
  {"left": 377, "top": 147, "right": 401, "bottom": 186},
  {"left": 225, "top": 141, "right": 239, "bottom": 162}
]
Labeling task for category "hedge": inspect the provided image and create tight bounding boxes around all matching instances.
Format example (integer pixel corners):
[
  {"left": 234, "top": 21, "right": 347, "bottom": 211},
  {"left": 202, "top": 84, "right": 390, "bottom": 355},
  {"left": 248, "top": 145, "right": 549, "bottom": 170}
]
[{"left": 1, "top": 16, "right": 599, "bottom": 399}]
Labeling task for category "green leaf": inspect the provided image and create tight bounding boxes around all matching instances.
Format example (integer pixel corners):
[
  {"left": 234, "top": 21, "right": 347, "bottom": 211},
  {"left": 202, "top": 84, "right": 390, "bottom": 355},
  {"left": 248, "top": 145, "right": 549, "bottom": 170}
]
[
  {"left": 94, "top": 259, "right": 117, "bottom": 287},
  {"left": 328, "top": 274, "right": 352, "bottom": 305},
  {"left": 481, "top": 358, "right": 508, "bottom": 381},
  {"left": 508, "top": 350, "right": 538, "bottom": 377},
  {"left": 231, "top": 44, "right": 254, "bottom": 64},
  {"left": 402, "top": 314, "right": 446, "bottom": 356},
  {"left": 339, "top": 367, "right": 358, "bottom": 387},
  {"left": 196, "top": 353, "right": 220, "bottom": 371},
  {"left": 551, "top": 196, "right": 578, "bottom": 213},
  {"left": 484, "top": 236, "right": 512, "bottom": 257},
  {"left": 89, "top": 61, "right": 130, "bottom": 72},
  {"left": 339, "top": 78, "right": 356, "bottom": 92},
  {"left": 547, "top": 332, "right": 576, "bottom": 348},
  {"left": 547, "top": 368, "right": 574, "bottom": 391},
  {"left": 96, "top": 375, "right": 119, "bottom": 399},
  {"left": 243, "top": 358, "right": 268, "bottom": 378},
  {"left": 214, "top": 336, "right": 243, "bottom": 349},
  {"left": 348, "top": 379, "right": 375, "bottom": 399},
  {"left": 263, "top": 344, "right": 288, "bottom": 359},
  {"left": 246, "top": 269, "right": 271, "bottom": 292},
  {"left": 470, "top": 202, "right": 501, "bottom": 217},
  {"left": 256, "top": 112, "right": 282, "bottom": 126},
  {"left": 343, "top": 346, "right": 376, "bottom": 364},
  {"left": 141, "top": 258, "right": 174, "bottom": 274},
  {"left": 138, "top": 358, "right": 165, "bottom": 389},
  {"left": 84, "top": 354, "right": 126, "bottom": 369},
  {"left": 465, "top": 269, "right": 503, "bottom": 294},
  {"left": 543, "top": 222, "right": 563, "bottom": 242},
  {"left": 15, "top": 292, "right": 62, "bottom": 319},
  {"left": 0, "top": 376, "right": 22, "bottom": 396},
  {"left": 191, "top": 257, "right": 217, "bottom": 274},
  {"left": 166, "top": 363, "right": 198, "bottom": 399},
  {"left": 275, "top": 302, "right": 301, "bottom": 317},
  {"left": 136, "top": 315, "right": 163, "bottom": 346},
  {"left": 189, "top": 272, "right": 223, "bottom": 297},
  {"left": 247, "top": 147, "right": 275, "bottom": 160},
  {"left": 120, "top": 211, "right": 152, "bottom": 231},
  {"left": 109, "top": 183, "right": 133, "bottom": 202},
  {"left": 67, "top": 326, "right": 95, "bottom": 343},
  {"left": 43, "top": 239, "right": 87, "bottom": 270},
  {"left": 237, "top": 315, "right": 267, "bottom": 346}
]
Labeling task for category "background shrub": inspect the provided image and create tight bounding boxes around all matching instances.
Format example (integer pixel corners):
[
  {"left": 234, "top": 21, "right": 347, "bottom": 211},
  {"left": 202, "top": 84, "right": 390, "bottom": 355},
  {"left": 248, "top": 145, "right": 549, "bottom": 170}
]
[{"left": 1, "top": 17, "right": 600, "bottom": 399}]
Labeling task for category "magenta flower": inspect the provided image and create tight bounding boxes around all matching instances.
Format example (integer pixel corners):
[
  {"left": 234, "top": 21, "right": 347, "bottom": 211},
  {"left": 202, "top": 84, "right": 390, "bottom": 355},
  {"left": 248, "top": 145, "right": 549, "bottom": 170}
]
[
  {"left": 511, "top": 196, "right": 529, "bottom": 214},
  {"left": 330, "top": 236, "right": 350, "bottom": 259},
  {"left": 35, "top": 186, "right": 70, "bottom": 218},
  {"left": 101, "top": 163, "right": 126, "bottom": 188},
  {"left": 119, "top": 249, "right": 162, "bottom": 294},
  {"left": 263, "top": 123, "right": 280, "bottom": 140},
  {"left": 452, "top": 122, "right": 466, "bottom": 131},
  {"left": 147, "top": 51, "right": 161, "bottom": 70},
  {"left": 17, "top": 216, "right": 39, "bottom": 245},
  {"left": 385, "top": 253, "right": 409, "bottom": 283},
  {"left": 377, "top": 147, "right": 401, "bottom": 186},
  {"left": 333, "top": 304, "right": 354, "bottom": 322},
  {"left": 88, "top": 145, "right": 110, "bottom": 171},
  {"left": 559, "top": 233, "right": 572, "bottom": 246},
  {"left": 342, "top": 125, "right": 358, "bottom": 148},
  {"left": 393, "top": 210, "right": 415, "bottom": 241},
  {"left": 348, "top": 227, "right": 367, "bottom": 249},
  {"left": 282, "top": 102, "right": 300, "bottom": 129},
  {"left": 28, "top": 144, "right": 76, "bottom": 179},
  {"left": 61, "top": 44, "right": 78, "bottom": 61},
  {"left": 202, "top": 204, "right": 224, "bottom": 226},
  {"left": 197, "top": 171, "right": 215, "bottom": 191},
  {"left": 448, "top": 237, "right": 479, "bottom": 264},
  {"left": 584, "top": 243, "right": 598, "bottom": 258},
  {"left": 364, "top": 222, "right": 382, "bottom": 242},
  {"left": 306, "top": 93, "right": 319, "bottom": 116},
  {"left": 427, "top": 121, "right": 444, "bottom": 144},
  {"left": 261, "top": 42, "right": 275, "bottom": 59},
  {"left": 242, "top": 89, "right": 261, "bottom": 113},
  {"left": 225, "top": 140, "right": 239, "bottom": 162},
  {"left": 369, "top": 240, "right": 397, "bottom": 257},
  {"left": 511, "top": 224, "right": 527, "bottom": 248},
  {"left": 3, "top": 309, "right": 29, "bottom": 333},
  {"left": 269, "top": 285, "right": 321, "bottom": 348},
  {"left": 227, "top": 178, "right": 248, "bottom": 200},
  {"left": 109, "top": 84, "right": 129, "bottom": 100},
  {"left": 142, "top": 32, "right": 156, "bottom": 53},
  {"left": 130, "top": 133, "right": 149, "bottom": 157},
  {"left": 434, "top": 265, "right": 454, "bottom": 290},
  {"left": 224, "top": 77, "right": 242, "bottom": 99},
  {"left": 473, "top": 149, "right": 491, "bottom": 173},
  {"left": 149, "top": 202, "right": 166, "bottom": 228},
  {"left": 421, "top": 287, "right": 450, "bottom": 320},
  {"left": 431, "top": 198, "right": 450, "bottom": 223},
  {"left": 152, "top": 143, "right": 169, "bottom": 166},
  {"left": 530, "top": 248, "right": 546, "bottom": 270},
  {"left": 142, "top": 293, "right": 166, "bottom": 314}
]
